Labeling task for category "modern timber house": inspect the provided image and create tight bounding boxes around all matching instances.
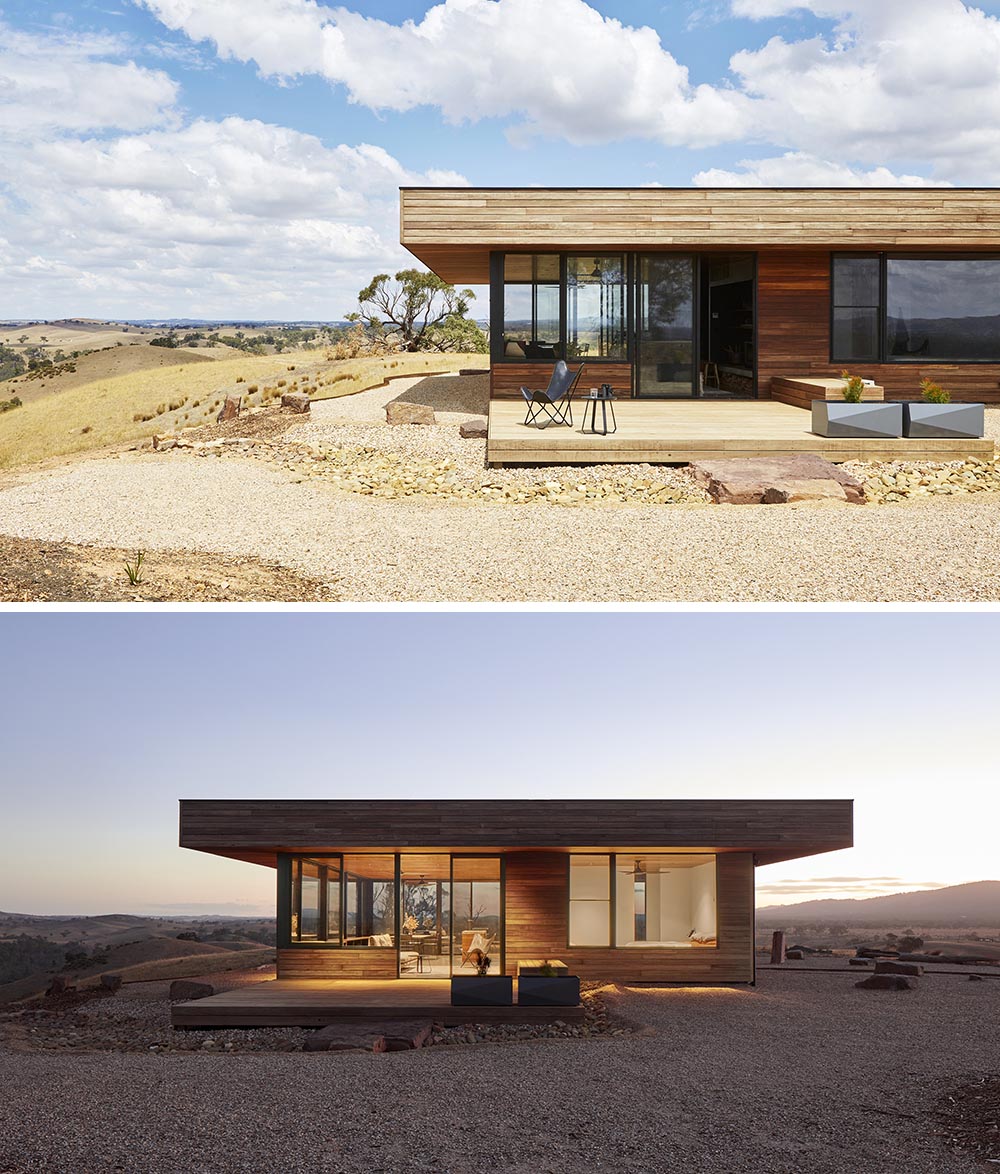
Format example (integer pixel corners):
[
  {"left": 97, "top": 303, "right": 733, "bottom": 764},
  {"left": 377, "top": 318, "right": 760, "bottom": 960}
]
[
  {"left": 399, "top": 187, "right": 1000, "bottom": 464},
  {"left": 176, "top": 798, "right": 853, "bottom": 1024}
]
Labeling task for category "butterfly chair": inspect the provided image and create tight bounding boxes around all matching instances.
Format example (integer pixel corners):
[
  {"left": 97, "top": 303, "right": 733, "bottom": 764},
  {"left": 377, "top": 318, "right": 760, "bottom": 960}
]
[{"left": 521, "top": 361, "right": 584, "bottom": 428}]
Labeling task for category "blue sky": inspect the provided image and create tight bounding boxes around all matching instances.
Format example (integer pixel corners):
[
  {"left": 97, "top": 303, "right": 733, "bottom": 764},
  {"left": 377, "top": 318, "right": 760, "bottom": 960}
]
[
  {"left": 2, "top": 611, "right": 997, "bottom": 915},
  {"left": 3, "top": 0, "right": 1000, "bottom": 319}
]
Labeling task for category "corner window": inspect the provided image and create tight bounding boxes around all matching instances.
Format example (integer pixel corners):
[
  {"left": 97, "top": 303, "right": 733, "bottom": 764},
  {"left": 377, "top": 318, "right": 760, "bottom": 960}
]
[
  {"left": 568, "top": 855, "right": 611, "bottom": 946},
  {"left": 291, "top": 856, "right": 341, "bottom": 944},
  {"left": 614, "top": 855, "right": 717, "bottom": 948},
  {"left": 502, "top": 254, "right": 562, "bottom": 360}
]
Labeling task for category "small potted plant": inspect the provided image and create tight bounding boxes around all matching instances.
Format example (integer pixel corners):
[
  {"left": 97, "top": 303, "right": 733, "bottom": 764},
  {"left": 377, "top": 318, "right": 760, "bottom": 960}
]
[
  {"left": 450, "top": 949, "right": 513, "bottom": 1007},
  {"left": 811, "top": 370, "right": 902, "bottom": 438},
  {"left": 517, "top": 959, "right": 581, "bottom": 1007},
  {"left": 902, "top": 378, "right": 984, "bottom": 439}
]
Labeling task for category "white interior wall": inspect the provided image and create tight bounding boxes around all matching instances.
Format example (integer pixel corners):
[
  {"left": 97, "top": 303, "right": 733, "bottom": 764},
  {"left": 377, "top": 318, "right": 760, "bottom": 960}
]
[{"left": 689, "top": 861, "right": 717, "bottom": 938}]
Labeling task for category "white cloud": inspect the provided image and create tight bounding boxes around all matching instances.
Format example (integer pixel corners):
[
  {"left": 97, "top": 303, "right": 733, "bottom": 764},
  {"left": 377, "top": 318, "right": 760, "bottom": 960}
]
[
  {"left": 693, "top": 152, "right": 953, "bottom": 187},
  {"left": 137, "top": 0, "right": 751, "bottom": 147},
  {"left": 0, "top": 117, "right": 469, "bottom": 318},
  {"left": 0, "top": 21, "right": 179, "bottom": 136},
  {"left": 727, "top": 0, "right": 1000, "bottom": 178},
  {"left": 138, "top": 0, "right": 1000, "bottom": 182}
]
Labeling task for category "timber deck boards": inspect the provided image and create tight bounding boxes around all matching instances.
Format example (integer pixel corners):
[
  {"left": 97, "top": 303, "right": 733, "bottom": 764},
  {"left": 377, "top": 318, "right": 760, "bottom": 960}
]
[
  {"left": 486, "top": 399, "right": 995, "bottom": 466},
  {"left": 171, "top": 979, "right": 585, "bottom": 1028}
]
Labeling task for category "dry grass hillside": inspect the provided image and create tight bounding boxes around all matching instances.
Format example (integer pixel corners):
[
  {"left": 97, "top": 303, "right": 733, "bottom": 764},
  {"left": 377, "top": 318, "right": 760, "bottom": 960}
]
[
  {"left": 7, "top": 342, "right": 221, "bottom": 406},
  {"left": 0, "top": 350, "right": 478, "bottom": 469}
]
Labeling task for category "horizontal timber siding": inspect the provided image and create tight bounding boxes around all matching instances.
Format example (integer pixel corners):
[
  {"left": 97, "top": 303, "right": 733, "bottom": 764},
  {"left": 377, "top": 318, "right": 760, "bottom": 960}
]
[
  {"left": 757, "top": 251, "right": 1000, "bottom": 403},
  {"left": 491, "top": 362, "right": 632, "bottom": 400},
  {"left": 504, "top": 852, "right": 754, "bottom": 983},
  {"left": 179, "top": 799, "right": 853, "bottom": 867},
  {"left": 401, "top": 188, "right": 1000, "bottom": 283},
  {"left": 277, "top": 948, "right": 397, "bottom": 980}
]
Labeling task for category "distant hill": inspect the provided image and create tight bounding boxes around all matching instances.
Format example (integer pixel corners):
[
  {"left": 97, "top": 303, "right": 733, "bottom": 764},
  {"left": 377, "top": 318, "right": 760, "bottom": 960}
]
[{"left": 758, "top": 880, "right": 1000, "bottom": 925}]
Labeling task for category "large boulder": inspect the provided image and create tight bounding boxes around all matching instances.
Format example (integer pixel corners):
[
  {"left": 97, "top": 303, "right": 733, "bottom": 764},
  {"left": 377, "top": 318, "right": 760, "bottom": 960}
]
[
  {"left": 855, "top": 975, "right": 914, "bottom": 991},
  {"left": 386, "top": 401, "right": 435, "bottom": 426},
  {"left": 874, "top": 960, "right": 922, "bottom": 977},
  {"left": 99, "top": 974, "right": 123, "bottom": 992},
  {"left": 303, "top": 1024, "right": 387, "bottom": 1053},
  {"left": 217, "top": 395, "right": 241, "bottom": 422},
  {"left": 169, "top": 980, "right": 214, "bottom": 1001},
  {"left": 690, "top": 455, "right": 865, "bottom": 505},
  {"left": 382, "top": 1020, "right": 434, "bottom": 1051},
  {"left": 281, "top": 392, "right": 310, "bottom": 414},
  {"left": 459, "top": 417, "right": 488, "bottom": 439},
  {"left": 46, "top": 976, "right": 75, "bottom": 997}
]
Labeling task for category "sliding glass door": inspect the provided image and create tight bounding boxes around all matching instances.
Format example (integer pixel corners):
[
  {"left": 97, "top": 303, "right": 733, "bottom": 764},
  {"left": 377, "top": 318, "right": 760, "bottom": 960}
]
[{"left": 635, "top": 254, "right": 696, "bottom": 397}]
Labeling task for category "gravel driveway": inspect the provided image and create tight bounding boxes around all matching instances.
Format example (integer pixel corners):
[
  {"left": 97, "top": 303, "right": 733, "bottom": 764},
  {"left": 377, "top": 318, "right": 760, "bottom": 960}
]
[
  {"left": 1, "top": 969, "right": 993, "bottom": 1173},
  {"left": 2, "top": 451, "right": 1000, "bottom": 600}
]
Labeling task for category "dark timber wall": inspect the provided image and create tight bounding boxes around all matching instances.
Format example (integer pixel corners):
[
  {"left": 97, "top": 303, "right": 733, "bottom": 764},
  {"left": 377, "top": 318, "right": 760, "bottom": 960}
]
[{"left": 757, "top": 250, "right": 1000, "bottom": 403}]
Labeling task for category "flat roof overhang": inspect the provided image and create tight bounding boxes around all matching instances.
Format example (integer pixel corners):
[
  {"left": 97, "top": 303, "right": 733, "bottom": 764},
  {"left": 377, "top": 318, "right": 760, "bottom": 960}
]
[
  {"left": 179, "top": 798, "right": 853, "bottom": 869},
  {"left": 399, "top": 186, "right": 1000, "bottom": 284}
]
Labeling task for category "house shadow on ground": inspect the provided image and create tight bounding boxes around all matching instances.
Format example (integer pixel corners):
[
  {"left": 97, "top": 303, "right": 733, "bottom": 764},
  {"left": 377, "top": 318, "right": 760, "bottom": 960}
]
[{"left": 388, "top": 373, "right": 490, "bottom": 416}]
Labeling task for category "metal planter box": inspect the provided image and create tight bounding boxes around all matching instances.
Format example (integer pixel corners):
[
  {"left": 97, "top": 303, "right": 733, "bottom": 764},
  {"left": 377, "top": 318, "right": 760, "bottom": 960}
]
[
  {"left": 517, "top": 975, "right": 581, "bottom": 1007},
  {"left": 811, "top": 401, "right": 903, "bottom": 439},
  {"left": 902, "top": 402, "right": 985, "bottom": 439},
  {"left": 450, "top": 976, "right": 513, "bottom": 1006}
]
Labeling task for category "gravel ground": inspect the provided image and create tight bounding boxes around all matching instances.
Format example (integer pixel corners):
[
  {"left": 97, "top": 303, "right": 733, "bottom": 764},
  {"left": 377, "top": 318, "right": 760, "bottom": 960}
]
[
  {"left": 1, "top": 967, "right": 994, "bottom": 1173},
  {"left": 2, "top": 380, "right": 999, "bottom": 602},
  {"left": 4, "top": 452, "right": 1000, "bottom": 600}
]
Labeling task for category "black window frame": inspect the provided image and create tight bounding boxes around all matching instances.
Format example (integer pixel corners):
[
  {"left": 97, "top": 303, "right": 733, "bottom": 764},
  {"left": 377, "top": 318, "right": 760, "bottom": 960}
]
[
  {"left": 831, "top": 252, "right": 1000, "bottom": 365},
  {"left": 491, "top": 250, "right": 629, "bottom": 367}
]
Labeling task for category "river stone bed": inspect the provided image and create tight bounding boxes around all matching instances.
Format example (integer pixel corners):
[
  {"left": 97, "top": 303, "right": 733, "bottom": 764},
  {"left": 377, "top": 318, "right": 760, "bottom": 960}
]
[{"left": 1, "top": 980, "right": 619, "bottom": 1055}]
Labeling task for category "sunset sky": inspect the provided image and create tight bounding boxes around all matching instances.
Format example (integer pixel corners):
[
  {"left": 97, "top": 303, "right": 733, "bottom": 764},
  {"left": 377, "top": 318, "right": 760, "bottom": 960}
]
[
  {"left": 2, "top": 611, "right": 994, "bottom": 917},
  {"left": 2, "top": 1, "right": 1000, "bottom": 318}
]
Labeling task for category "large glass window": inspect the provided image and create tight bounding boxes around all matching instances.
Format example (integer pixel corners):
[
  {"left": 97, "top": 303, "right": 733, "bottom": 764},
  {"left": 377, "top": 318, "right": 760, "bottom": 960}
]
[
  {"left": 452, "top": 857, "right": 502, "bottom": 974},
  {"left": 502, "top": 254, "right": 562, "bottom": 360},
  {"left": 888, "top": 258, "right": 1000, "bottom": 360},
  {"left": 291, "top": 856, "right": 341, "bottom": 944},
  {"left": 567, "top": 255, "right": 626, "bottom": 359},
  {"left": 400, "top": 854, "right": 450, "bottom": 978},
  {"left": 568, "top": 855, "right": 611, "bottom": 946},
  {"left": 343, "top": 854, "right": 396, "bottom": 947},
  {"left": 833, "top": 253, "right": 1000, "bottom": 362},
  {"left": 614, "top": 855, "right": 717, "bottom": 948},
  {"left": 832, "top": 255, "right": 880, "bottom": 361}
]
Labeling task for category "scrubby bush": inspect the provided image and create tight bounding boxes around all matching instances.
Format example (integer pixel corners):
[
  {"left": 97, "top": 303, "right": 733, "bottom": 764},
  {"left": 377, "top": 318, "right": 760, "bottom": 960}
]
[{"left": 920, "top": 378, "right": 951, "bottom": 404}]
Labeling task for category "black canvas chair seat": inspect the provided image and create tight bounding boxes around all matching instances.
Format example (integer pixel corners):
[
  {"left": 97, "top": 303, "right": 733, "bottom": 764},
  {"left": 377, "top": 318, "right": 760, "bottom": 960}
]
[{"left": 520, "top": 361, "right": 584, "bottom": 428}]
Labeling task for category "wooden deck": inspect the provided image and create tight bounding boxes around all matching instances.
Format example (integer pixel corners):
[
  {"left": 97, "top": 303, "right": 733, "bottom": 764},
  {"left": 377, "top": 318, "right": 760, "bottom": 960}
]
[
  {"left": 171, "top": 979, "right": 586, "bottom": 1028},
  {"left": 486, "top": 399, "right": 995, "bottom": 466}
]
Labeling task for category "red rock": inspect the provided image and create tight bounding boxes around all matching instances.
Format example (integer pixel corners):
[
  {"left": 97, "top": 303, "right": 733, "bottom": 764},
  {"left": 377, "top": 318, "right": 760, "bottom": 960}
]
[
  {"left": 690, "top": 456, "right": 865, "bottom": 505},
  {"left": 281, "top": 392, "right": 310, "bottom": 413},
  {"left": 217, "top": 395, "right": 241, "bottom": 422},
  {"left": 459, "top": 417, "right": 488, "bottom": 439}
]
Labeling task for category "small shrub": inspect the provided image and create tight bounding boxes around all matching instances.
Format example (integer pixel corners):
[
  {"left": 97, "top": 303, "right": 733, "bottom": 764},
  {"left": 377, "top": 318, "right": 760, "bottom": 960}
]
[
  {"left": 124, "top": 550, "right": 145, "bottom": 586},
  {"left": 0, "top": 396, "right": 23, "bottom": 413},
  {"left": 155, "top": 403, "right": 167, "bottom": 415},
  {"left": 236, "top": 377, "right": 245, "bottom": 384},
  {"left": 287, "top": 365, "right": 296, "bottom": 371},
  {"left": 247, "top": 384, "right": 258, "bottom": 393},
  {"left": 840, "top": 370, "right": 865, "bottom": 403},
  {"left": 168, "top": 399, "right": 183, "bottom": 412},
  {"left": 81, "top": 425, "right": 92, "bottom": 434},
  {"left": 277, "top": 379, "right": 286, "bottom": 388},
  {"left": 191, "top": 399, "right": 201, "bottom": 408},
  {"left": 920, "top": 377, "right": 951, "bottom": 404}
]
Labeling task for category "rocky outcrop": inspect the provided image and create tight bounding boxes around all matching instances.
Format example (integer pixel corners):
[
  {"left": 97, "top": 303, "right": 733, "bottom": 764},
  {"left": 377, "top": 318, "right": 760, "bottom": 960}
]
[{"left": 855, "top": 975, "right": 914, "bottom": 991}]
